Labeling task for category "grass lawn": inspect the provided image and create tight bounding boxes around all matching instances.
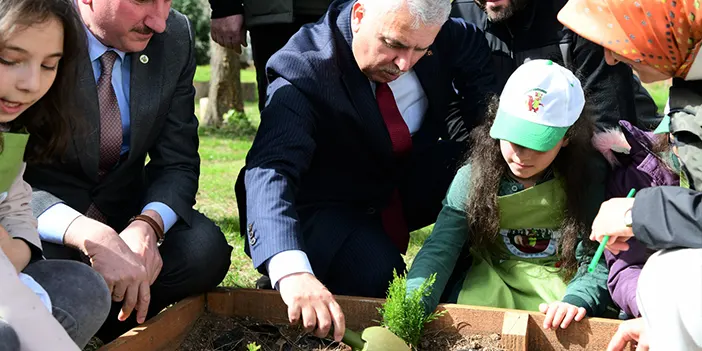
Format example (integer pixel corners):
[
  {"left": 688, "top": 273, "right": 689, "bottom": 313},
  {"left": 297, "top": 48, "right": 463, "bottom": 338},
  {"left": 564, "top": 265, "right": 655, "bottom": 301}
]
[
  {"left": 194, "top": 70, "right": 671, "bottom": 289},
  {"left": 195, "top": 65, "right": 257, "bottom": 84}
]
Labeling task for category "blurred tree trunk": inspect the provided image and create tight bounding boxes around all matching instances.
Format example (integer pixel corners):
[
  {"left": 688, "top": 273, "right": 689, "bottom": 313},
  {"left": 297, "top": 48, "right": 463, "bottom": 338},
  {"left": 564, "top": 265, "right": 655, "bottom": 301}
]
[{"left": 203, "top": 39, "right": 243, "bottom": 127}]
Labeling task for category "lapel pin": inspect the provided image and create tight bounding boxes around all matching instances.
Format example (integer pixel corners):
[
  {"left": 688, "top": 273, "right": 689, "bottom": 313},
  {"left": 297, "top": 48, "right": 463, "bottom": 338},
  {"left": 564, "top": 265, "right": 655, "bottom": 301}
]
[{"left": 140, "top": 54, "right": 149, "bottom": 64}]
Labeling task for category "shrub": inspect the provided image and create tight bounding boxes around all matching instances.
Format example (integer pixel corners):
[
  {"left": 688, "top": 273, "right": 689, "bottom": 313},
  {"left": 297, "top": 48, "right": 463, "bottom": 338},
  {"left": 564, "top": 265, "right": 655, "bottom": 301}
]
[
  {"left": 172, "top": 0, "right": 211, "bottom": 65},
  {"left": 378, "top": 270, "right": 445, "bottom": 348},
  {"left": 224, "top": 109, "right": 257, "bottom": 138}
]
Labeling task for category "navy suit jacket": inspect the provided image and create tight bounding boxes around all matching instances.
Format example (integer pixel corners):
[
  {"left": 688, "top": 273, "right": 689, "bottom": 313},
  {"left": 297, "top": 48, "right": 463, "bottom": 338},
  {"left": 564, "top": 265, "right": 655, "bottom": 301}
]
[{"left": 240, "top": 0, "right": 498, "bottom": 271}]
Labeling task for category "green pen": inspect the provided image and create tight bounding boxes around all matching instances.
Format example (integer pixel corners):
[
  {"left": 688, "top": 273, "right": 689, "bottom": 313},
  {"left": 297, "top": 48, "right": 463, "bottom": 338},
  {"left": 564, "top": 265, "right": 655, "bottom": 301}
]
[{"left": 588, "top": 188, "right": 636, "bottom": 273}]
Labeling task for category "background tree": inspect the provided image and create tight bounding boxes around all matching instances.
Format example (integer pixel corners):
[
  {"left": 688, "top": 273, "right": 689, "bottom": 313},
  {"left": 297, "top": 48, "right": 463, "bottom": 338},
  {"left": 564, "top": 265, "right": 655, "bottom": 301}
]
[{"left": 203, "top": 39, "right": 245, "bottom": 128}]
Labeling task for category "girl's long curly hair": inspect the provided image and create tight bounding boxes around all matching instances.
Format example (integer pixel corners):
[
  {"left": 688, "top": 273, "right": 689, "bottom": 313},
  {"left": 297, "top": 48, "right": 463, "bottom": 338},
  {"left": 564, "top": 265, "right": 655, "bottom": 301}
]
[{"left": 465, "top": 94, "right": 595, "bottom": 279}]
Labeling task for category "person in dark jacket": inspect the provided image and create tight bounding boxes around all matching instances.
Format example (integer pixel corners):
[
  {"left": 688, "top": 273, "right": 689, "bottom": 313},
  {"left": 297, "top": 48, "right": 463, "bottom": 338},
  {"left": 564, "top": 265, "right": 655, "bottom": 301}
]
[
  {"left": 208, "top": 0, "right": 332, "bottom": 111},
  {"left": 451, "top": 0, "right": 661, "bottom": 132},
  {"left": 560, "top": 0, "right": 702, "bottom": 349}
]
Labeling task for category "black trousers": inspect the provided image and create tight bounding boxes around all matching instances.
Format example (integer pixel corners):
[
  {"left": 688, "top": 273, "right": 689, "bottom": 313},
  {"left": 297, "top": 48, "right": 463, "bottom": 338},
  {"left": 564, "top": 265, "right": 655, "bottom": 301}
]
[
  {"left": 249, "top": 15, "right": 325, "bottom": 111},
  {"left": 237, "top": 140, "right": 467, "bottom": 298},
  {"left": 42, "top": 210, "right": 233, "bottom": 342}
]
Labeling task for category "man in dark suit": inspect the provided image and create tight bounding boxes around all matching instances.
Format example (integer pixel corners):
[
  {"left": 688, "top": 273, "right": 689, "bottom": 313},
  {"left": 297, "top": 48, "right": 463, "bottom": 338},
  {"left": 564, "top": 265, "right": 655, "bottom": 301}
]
[
  {"left": 24, "top": 0, "right": 233, "bottom": 343},
  {"left": 235, "top": 0, "right": 497, "bottom": 341}
]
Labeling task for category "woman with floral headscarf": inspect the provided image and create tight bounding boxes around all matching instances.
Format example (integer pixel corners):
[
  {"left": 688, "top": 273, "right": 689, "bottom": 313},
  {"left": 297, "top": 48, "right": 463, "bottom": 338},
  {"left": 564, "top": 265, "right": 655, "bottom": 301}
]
[{"left": 558, "top": 1, "right": 702, "bottom": 350}]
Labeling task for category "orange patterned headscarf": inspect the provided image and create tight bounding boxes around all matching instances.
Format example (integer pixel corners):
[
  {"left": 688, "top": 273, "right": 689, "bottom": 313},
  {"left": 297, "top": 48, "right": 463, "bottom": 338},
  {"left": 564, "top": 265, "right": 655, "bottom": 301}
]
[{"left": 558, "top": 0, "right": 702, "bottom": 79}]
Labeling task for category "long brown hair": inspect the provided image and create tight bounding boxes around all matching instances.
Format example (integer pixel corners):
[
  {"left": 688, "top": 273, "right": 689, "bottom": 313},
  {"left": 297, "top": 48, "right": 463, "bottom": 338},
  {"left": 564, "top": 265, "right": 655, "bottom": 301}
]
[
  {"left": 0, "top": 0, "right": 86, "bottom": 162},
  {"left": 465, "top": 95, "right": 595, "bottom": 279}
]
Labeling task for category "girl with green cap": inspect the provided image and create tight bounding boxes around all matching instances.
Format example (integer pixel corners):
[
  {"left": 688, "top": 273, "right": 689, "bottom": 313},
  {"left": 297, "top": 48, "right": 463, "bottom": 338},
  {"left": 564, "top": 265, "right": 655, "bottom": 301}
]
[{"left": 406, "top": 59, "right": 610, "bottom": 331}]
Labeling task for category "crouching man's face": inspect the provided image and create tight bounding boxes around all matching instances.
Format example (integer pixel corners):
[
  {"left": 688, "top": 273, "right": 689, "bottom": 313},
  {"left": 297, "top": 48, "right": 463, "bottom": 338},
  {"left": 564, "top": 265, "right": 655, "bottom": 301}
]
[
  {"left": 78, "top": 0, "right": 171, "bottom": 53},
  {"left": 350, "top": 1, "right": 441, "bottom": 83}
]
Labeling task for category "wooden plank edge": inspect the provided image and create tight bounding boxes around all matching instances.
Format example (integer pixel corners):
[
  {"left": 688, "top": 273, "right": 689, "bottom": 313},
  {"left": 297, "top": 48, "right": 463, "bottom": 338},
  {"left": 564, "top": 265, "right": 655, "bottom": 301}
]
[
  {"left": 501, "top": 312, "right": 528, "bottom": 351},
  {"left": 206, "top": 288, "right": 385, "bottom": 330},
  {"left": 206, "top": 288, "right": 623, "bottom": 350},
  {"left": 100, "top": 295, "right": 205, "bottom": 351}
]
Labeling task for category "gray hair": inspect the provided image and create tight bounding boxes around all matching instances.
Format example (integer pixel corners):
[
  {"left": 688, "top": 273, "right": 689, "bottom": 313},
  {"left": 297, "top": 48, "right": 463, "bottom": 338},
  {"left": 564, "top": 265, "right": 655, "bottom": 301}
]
[{"left": 359, "top": 0, "right": 452, "bottom": 29}]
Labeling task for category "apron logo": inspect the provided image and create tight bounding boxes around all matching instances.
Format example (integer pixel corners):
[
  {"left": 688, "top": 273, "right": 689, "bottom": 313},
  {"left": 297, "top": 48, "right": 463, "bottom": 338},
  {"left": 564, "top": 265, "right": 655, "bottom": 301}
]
[{"left": 500, "top": 228, "right": 559, "bottom": 258}]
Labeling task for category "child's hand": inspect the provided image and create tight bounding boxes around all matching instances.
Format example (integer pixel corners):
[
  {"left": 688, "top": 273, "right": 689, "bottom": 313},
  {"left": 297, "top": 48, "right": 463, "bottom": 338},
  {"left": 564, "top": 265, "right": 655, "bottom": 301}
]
[{"left": 539, "top": 302, "right": 587, "bottom": 330}]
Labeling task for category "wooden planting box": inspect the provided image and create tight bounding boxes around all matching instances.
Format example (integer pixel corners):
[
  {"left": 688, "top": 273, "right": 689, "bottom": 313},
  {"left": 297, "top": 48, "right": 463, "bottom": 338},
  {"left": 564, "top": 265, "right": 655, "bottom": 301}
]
[{"left": 100, "top": 287, "right": 624, "bottom": 351}]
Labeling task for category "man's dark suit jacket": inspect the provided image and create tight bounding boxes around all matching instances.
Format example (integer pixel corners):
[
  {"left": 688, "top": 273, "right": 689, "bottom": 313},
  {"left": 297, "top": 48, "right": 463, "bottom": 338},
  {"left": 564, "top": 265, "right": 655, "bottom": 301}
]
[
  {"left": 240, "top": 0, "right": 498, "bottom": 272},
  {"left": 26, "top": 10, "right": 200, "bottom": 229}
]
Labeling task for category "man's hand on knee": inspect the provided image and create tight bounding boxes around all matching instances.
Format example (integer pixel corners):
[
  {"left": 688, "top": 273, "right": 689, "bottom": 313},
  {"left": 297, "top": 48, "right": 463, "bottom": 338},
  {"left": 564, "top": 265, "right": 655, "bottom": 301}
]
[
  {"left": 65, "top": 216, "right": 151, "bottom": 323},
  {"left": 278, "top": 272, "right": 346, "bottom": 342},
  {"left": 119, "top": 212, "right": 164, "bottom": 285}
]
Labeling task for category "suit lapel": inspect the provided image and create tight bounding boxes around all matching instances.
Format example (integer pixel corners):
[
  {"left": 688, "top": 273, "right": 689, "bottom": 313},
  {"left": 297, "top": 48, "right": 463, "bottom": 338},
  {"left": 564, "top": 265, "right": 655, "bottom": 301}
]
[
  {"left": 75, "top": 54, "right": 100, "bottom": 181},
  {"left": 413, "top": 47, "right": 443, "bottom": 130},
  {"left": 128, "top": 38, "right": 164, "bottom": 161},
  {"left": 335, "top": 5, "right": 393, "bottom": 161}
]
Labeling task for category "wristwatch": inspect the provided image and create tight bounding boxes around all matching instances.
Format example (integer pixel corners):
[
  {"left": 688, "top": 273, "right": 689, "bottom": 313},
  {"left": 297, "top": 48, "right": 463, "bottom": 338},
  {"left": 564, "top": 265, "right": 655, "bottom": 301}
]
[{"left": 623, "top": 208, "right": 633, "bottom": 228}]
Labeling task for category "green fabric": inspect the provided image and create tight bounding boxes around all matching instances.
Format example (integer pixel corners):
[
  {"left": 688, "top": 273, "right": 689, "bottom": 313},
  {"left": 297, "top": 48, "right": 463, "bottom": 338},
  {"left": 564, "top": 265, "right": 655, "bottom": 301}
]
[
  {"left": 490, "top": 109, "right": 569, "bottom": 152},
  {"left": 562, "top": 239, "right": 610, "bottom": 316},
  {"left": 654, "top": 115, "right": 671, "bottom": 134},
  {"left": 406, "top": 165, "right": 474, "bottom": 317},
  {"left": 456, "top": 177, "right": 567, "bottom": 311},
  {"left": 0, "top": 133, "right": 29, "bottom": 193},
  {"left": 406, "top": 164, "right": 610, "bottom": 317}
]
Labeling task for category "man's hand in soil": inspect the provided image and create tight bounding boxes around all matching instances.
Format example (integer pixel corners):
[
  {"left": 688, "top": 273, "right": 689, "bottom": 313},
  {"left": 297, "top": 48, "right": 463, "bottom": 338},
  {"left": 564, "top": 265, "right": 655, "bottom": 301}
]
[
  {"left": 65, "top": 215, "right": 151, "bottom": 324},
  {"left": 607, "top": 318, "right": 649, "bottom": 351},
  {"left": 278, "top": 272, "right": 346, "bottom": 341},
  {"left": 539, "top": 301, "right": 587, "bottom": 330}
]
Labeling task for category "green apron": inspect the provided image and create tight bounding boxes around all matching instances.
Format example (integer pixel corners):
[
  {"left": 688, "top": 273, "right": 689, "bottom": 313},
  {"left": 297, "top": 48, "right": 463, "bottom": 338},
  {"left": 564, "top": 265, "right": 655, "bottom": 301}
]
[
  {"left": 457, "top": 177, "right": 568, "bottom": 311},
  {"left": 0, "top": 133, "right": 29, "bottom": 194}
]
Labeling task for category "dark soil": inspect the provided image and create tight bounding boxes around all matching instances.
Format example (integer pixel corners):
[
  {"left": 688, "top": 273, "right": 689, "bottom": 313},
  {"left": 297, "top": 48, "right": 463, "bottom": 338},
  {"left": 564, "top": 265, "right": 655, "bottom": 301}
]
[
  {"left": 418, "top": 330, "right": 504, "bottom": 351},
  {"left": 178, "top": 313, "right": 348, "bottom": 351},
  {"left": 178, "top": 313, "right": 505, "bottom": 351}
]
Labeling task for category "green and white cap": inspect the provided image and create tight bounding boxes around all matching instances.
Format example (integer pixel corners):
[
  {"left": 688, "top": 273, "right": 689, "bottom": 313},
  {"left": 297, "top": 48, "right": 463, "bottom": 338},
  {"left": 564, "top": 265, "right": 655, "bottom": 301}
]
[{"left": 490, "top": 59, "right": 585, "bottom": 152}]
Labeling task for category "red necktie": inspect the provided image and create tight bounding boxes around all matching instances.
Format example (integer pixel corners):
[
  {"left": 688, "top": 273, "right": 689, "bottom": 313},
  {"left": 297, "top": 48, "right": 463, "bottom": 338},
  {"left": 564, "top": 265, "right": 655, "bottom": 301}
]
[
  {"left": 96, "top": 50, "right": 123, "bottom": 178},
  {"left": 376, "top": 83, "right": 412, "bottom": 254}
]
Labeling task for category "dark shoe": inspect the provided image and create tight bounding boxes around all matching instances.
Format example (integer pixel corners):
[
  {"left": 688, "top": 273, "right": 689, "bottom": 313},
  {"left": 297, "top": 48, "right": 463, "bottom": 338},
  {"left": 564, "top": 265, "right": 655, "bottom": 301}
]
[{"left": 255, "top": 275, "right": 273, "bottom": 290}]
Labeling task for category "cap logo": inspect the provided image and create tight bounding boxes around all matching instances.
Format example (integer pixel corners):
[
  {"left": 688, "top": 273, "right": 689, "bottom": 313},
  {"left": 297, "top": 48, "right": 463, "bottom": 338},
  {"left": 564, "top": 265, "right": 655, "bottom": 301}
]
[{"left": 526, "top": 88, "right": 546, "bottom": 113}]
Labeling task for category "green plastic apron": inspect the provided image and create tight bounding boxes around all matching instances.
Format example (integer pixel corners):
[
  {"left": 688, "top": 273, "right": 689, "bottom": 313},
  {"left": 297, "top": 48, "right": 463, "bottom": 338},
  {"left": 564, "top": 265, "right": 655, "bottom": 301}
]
[
  {"left": 0, "top": 133, "right": 29, "bottom": 194},
  {"left": 457, "top": 177, "right": 568, "bottom": 311}
]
